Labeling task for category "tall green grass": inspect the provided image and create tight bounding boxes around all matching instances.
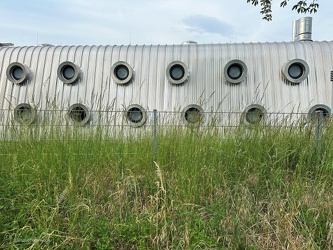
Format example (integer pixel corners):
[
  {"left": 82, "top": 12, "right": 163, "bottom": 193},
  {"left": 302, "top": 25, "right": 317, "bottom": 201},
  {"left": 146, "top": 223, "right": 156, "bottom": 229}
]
[{"left": 1, "top": 121, "right": 333, "bottom": 249}]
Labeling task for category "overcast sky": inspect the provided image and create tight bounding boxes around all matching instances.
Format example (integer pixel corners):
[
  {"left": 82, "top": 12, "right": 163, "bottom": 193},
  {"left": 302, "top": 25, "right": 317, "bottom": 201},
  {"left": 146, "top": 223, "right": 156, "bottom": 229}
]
[{"left": 0, "top": 0, "right": 332, "bottom": 46}]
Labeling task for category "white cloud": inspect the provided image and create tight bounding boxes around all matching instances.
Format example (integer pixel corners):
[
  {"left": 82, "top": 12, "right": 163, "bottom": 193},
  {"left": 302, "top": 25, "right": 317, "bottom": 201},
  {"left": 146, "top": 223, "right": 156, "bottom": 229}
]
[
  {"left": 0, "top": 0, "right": 331, "bottom": 46},
  {"left": 183, "top": 15, "right": 233, "bottom": 37}
]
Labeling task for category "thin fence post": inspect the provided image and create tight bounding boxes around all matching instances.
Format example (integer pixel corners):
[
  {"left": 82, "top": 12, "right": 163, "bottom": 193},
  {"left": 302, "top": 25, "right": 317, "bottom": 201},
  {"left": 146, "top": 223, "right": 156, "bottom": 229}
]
[
  {"left": 315, "top": 110, "right": 323, "bottom": 153},
  {"left": 331, "top": 70, "right": 333, "bottom": 115},
  {"left": 153, "top": 109, "right": 158, "bottom": 162}
]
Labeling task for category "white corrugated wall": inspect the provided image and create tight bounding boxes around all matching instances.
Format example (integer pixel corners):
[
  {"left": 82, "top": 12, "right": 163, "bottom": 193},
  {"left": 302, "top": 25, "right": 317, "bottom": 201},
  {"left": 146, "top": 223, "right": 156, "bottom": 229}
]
[{"left": 0, "top": 41, "right": 333, "bottom": 125}]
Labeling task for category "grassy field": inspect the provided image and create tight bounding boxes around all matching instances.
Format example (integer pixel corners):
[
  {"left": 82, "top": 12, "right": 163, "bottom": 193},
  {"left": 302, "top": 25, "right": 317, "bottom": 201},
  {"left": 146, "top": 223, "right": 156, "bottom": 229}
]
[{"left": 1, "top": 122, "right": 333, "bottom": 249}]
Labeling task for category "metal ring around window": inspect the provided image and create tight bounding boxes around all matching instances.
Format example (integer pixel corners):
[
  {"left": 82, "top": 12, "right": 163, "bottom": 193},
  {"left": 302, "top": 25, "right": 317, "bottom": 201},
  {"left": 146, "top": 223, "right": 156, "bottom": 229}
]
[
  {"left": 111, "top": 61, "right": 133, "bottom": 85},
  {"left": 282, "top": 59, "right": 309, "bottom": 84},
  {"left": 58, "top": 61, "right": 81, "bottom": 84},
  {"left": 7, "top": 62, "right": 30, "bottom": 84},
  {"left": 125, "top": 104, "right": 147, "bottom": 127},
  {"left": 181, "top": 104, "right": 204, "bottom": 125},
  {"left": 166, "top": 61, "right": 189, "bottom": 85},
  {"left": 241, "top": 104, "right": 267, "bottom": 125},
  {"left": 307, "top": 104, "right": 331, "bottom": 123},
  {"left": 223, "top": 60, "right": 248, "bottom": 84},
  {"left": 67, "top": 104, "right": 91, "bottom": 125},
  {"left": 14, "top": 103, "right": 37, "bottom": 125}
]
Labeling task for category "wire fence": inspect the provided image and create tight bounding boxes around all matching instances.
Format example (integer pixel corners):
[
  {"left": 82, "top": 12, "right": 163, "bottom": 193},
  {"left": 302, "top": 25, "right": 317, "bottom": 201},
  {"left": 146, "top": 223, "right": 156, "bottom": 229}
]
[
  {"left": 0, "top": 108, "right": 328, "bottom": 158},
  {"left": 0, "top": 108, "right": 327, "bottom": 127}
]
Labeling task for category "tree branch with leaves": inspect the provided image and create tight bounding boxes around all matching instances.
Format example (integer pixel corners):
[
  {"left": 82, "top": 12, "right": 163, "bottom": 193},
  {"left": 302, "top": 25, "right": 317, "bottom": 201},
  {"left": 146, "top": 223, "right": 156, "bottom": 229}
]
[{"left": 247, "top": 0, "right": 319, "bottom": 21}]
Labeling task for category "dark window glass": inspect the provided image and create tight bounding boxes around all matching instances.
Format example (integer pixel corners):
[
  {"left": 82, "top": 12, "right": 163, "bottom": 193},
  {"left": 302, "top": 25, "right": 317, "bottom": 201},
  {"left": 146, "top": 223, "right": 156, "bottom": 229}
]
[
  {"left": 17, "top": 106, "right": 32, "bottom": 122},
  {"left": 70, "top": 107, "right": 86, "bottom": 122},
  {"left": 63, "top": 65, "right": 75, "bottom": 80},
  {"left": 12, "top": 66, "right": 24, "bottom": 80},
  {"left": 115, "top": 65, "right": 129, "bottom": 80},
  {"left": 288, "top": 63, "right": 303, "bottom": 79},
  {"left": 185, "top": 107, "right": 201, "bottom": 123},
  {"left": 170, "top": 65, "right": 185, "bottom": 80},
  {"left": 246, "top": 108, "right": 263, "bottom": 124},
  {"left": 127, "top": 107, "right": 143, "bottom": 123},
  {"left": 227, "top": 64, "right": 242, "bottom": 80}
]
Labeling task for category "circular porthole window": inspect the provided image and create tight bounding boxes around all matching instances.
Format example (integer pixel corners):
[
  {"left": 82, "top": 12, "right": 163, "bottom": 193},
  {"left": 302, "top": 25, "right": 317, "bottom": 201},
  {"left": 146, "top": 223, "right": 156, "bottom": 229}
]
[
  {"left": 6, "top": 62, "right": 30, "bottom": 84},
  {"left": 14, "top": 103, "right": 36, "bottom": 125},
  {"left": 67, "top": 104, "right": 91, "bottom": 125},
  {"left": 242, "top": 104, "right": 267, "bottom": 125},
  {"left": 223, "top": 60, "right": 248, "bottom": 84},
  {"left": 166, "top": 61, "right": 189, "bottom": 85},
  {"left": 125, "top": 104, "right": 147, "bottom": 127},
  {"left": 181, "top": 104, "right": 204, "bottom": 125},
  {"left": 282, "top": 59, "right": 309, "bottom": 84},
  {"left": 307, "top": 104, "right": 331, "bottom": 122},
  {"left": 111, "top": 61, "right": 133, "bottom": 85},
  {"left": 57, "top": 61, "right": 80, "bottom": 84}
]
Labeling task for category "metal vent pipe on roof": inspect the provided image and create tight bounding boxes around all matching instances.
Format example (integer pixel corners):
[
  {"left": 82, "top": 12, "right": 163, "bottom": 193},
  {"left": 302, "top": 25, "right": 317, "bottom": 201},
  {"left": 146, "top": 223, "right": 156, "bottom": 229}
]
[
  {"left": 0, "top": 43, "right": 14, "bottom": 47},
  {"left": 293, "top": 17, "right": 313, "bottom": 42},
  {"left": 38, "top": 43, "right": 54, "bottom": 47},
  {"left": 182, "top": 41, "right": 198, "bottom": 45}
]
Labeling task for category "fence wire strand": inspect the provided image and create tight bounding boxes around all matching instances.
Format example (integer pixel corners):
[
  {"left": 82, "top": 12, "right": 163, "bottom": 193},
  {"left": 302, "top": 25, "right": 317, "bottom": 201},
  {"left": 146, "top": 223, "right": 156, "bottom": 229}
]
[{"left": 0, "top": 109, "right": 327, "bottom": 157}]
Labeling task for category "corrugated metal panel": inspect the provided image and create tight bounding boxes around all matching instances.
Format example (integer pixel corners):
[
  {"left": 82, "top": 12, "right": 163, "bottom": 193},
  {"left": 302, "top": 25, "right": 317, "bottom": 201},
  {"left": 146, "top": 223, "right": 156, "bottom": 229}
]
[{"left": 1, "top": 41, "right": 333, "bottom": 126}]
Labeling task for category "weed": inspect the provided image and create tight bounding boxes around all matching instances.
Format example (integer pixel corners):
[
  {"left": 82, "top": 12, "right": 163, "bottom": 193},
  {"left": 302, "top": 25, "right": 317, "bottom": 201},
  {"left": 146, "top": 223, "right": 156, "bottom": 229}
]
[{"left": 1, "top": 112, "right": 333, "bottom": 248}]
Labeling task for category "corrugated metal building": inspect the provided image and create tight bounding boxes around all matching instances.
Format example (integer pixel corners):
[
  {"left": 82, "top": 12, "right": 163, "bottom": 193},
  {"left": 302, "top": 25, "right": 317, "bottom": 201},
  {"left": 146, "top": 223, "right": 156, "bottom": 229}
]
[{"left": 1, "top": 18, "right": 333, "bottom": 127}]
